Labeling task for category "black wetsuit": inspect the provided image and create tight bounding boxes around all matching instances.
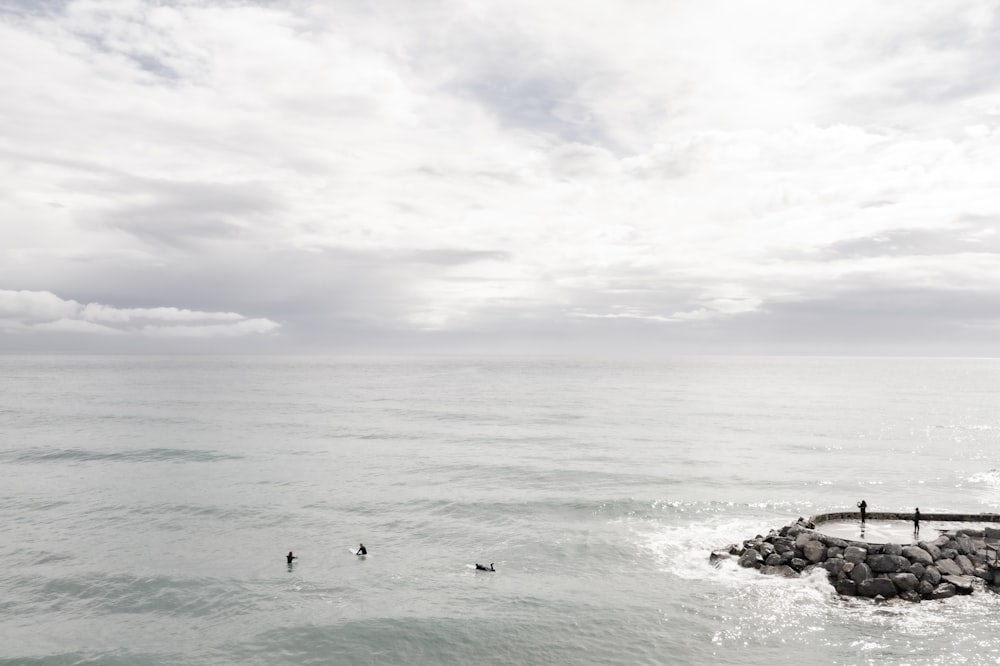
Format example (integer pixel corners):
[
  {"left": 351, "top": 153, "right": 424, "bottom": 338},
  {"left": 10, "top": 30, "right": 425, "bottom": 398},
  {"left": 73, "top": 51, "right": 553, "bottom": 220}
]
[
  {"left": 858, "top": 501, "right": 867, "bottom": 525},
  {"left": 357, "top": 545, "right": 367, "bottom": 555},
  {"left": 287, "top": 552, "right": 297, "bottom": 564},
  {"left": 914, "top": 509, "right": 920, "bottom": 532}
]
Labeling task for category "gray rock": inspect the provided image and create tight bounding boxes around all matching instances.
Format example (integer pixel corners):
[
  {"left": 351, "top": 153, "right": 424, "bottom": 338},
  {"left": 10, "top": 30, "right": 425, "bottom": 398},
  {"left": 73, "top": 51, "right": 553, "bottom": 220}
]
[
  {"left": 899, "top": 590, "right": 922, "bottom": 603},
  {"left": 850, "top": 562, "right": 873, "bottom": 584},
  {"left": 842, "top": 561, "right": 856, "bottom": 574},
  {"left": 918, "top": 541, "right": 942, "bottom": 560},
  {"left": 709, "top": 550, "right": 732, "bottom": 567},
  {"left": 890, "top": 573, "right": 919, "bottom": 592},
  {"left": 826, "top": 537, "right": 849, "bottom": 549},
  {"left": 827, "top": 546, "right": 843, "bottom": 560},
  {"left": 772, "top": 537, "right": 796, "bottom": 555},
  {"left": 942, "top": 575, "right": 975, "bottom": 594},
  {"left": 929, "top": 583, "right": 957, "bottom": 599},
  {"left": 823, "top": 559, "right": 845, "bottom": 577},
  {"left": 985, "top": 527, "right": 1000, "bottom": 540},
  {"left": 835, "top": 579, "right": 857, "bottom": 596},
  {"left": 759, "top": 542, "right": 776, "bottom": 559},
  {"left": 883, "top": 543, "right": 903, "bottom": 556},
  {"left": 956, "top": 536, "right": 977, "bottom": 556},
  {"left": 956, "top": 554, "right": 975, "bottom": 575},
  {"left": 764, "top": 553, "right": 783, "bottom": 566},
  {"left": 941, "top": 548, "right": 959, "bottom": 560},
  {"left": 935, "top": 558, "right": 964, "bottom": 577},
  {"left": 795, "top": 532, "right": 814, "bottom": 550},
  {"left": 803, "top": 540, "right": 827, "bottom": 563},
  {"left": 844, "top": 546, "right": 868, "bottom": 563},
  {"left": 790, "top": 558, "right": 809, "bottom": 572},
  {"left": 868, "top": 554, "right": 911, "bottom": 574},
  {"left": 760, "top": 564, "right": 799, "bottom": 578},
  {"left": 909, "top": 563, "right": 926, "bottom": 580},
  {"left": 858, "top": 577, "right": 897, "bottom": 598},
  {"left": 902, "top": 546, "right": 933, "bottom": 566},
  {"left": 738, "top": 548, "right": 763, "bottom": 569},
  {"left": 918, "top": 579, "right": 935, "bottom": 597},
  {"left": 922, "top": 565, "right": 942, "bottom": 586}
]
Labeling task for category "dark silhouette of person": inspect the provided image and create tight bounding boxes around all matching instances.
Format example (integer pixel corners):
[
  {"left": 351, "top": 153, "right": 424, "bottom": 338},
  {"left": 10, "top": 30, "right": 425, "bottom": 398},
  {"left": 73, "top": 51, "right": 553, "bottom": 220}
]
[
  {"left": 914, "top": 507, "right": 921, "bottom": 534},
  {"left": 287, "top": 551, "right": 297, "bottom": 565},
  {"left": 857, "top": 500, "right": 867, "bottom": 526},
  {"left": 356, "top": 543, "right": 367, "bottom": 556},
  {"left": 475, "top": 562, "right": 495, "bottom": 571}
]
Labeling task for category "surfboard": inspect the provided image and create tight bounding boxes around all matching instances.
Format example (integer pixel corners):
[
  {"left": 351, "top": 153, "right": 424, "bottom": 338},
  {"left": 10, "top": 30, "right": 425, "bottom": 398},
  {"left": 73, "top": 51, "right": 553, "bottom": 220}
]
[{"left": 349, "top": 548, "right": 369, "bottom": 558}]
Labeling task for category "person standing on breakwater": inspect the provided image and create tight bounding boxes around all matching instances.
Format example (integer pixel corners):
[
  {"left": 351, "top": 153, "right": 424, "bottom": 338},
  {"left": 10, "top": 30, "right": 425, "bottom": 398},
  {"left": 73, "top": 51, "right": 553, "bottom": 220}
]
[
  {"left": 914, "top": 507, "right": 921, "bottom": 535},
  {"left": 857, "top": 500, "right": 867, "bottom": 526}
]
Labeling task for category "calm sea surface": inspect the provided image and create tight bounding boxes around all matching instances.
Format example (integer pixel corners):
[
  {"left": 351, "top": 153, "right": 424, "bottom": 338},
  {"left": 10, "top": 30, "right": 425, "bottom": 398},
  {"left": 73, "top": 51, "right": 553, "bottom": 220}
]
[{"left": 3, "top": 355, "right": 1000, "bottom": 665}]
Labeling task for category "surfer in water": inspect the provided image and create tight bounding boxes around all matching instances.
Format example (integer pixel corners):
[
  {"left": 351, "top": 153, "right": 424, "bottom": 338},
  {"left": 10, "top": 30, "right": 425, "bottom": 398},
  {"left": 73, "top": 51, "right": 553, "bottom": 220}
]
[
  {"left": 857, "top": 500, "right": 867, "bottom": 526},
  {"left": 475, "top": 563, "right": 495, "bottom": 572},
  {"left": 286, "top": 551, "right": 297, "bottom": 565},
  {"left": 356, "top": 543, "right": 367, "bottom": 556}
]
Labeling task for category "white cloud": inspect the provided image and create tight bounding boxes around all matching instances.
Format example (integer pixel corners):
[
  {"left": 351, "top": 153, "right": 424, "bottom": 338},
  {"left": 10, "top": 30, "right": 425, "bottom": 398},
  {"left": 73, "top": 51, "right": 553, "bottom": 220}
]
[
  {"left": 3, "top": 0, "right": 1000, "bottom": 353},
  {"left": 0, "top": 289, "right": 280, "bottom": 338}
]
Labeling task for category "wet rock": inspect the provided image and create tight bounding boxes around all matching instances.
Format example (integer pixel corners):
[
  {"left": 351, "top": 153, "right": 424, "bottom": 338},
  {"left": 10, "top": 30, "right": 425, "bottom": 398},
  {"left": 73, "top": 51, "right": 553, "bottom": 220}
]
[
  {"left": 918, "top": 541, "right": 942, "bottom": 560},
  {"left": 834, "top": 579, "right": 857, "bottom": 596},
  {"left": 859, "top": 578, "right": 897, "bottom": 598},
  {"left": 922, "top": 565, "right": 942, "bottom": 586},
  {"left": 902, "top": 546, "right": 933, "bottom": 566},
  {"left": 760, "top": 564, "right": 799, "bottom": 578},
  {"left": 844, "top": 546, "right": 867, "bottom": 563},
  {"left": 738, "top": 548, "right": 764, "bottom": 569},
  {"left": 942, "top": 575, "right": 975, "bottom": 594},
  {"left": 868, "top": 554, "right": 910, "bottom": 574},
  {"left": 929, "top": 583, "right": 957, "bottom": 600},
  {"left": 891, "top": 573, "right": 919, "bottom": 592},
  {"left": 803, "top": 540, "right": 827, "bottom": 563},
  {"left": 956, "top": 554, "right": 975, "bottom": 576},
  {"left": 935, "top": 558, "right": 964, "bottom": 577},
  {"left": 850, "top": 562, "right": 873, "bottom": 584}
]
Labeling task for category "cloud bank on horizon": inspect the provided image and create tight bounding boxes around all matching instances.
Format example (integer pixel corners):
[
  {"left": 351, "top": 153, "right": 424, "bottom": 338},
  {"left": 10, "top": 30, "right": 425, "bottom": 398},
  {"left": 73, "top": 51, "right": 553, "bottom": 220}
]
[{"left": 3, "top": 0, "right": 1000, "bottom": 354}]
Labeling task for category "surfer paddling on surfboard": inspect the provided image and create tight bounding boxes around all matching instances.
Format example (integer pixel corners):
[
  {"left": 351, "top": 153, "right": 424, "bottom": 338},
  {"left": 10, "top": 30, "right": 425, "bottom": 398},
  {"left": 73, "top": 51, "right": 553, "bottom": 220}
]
[
  {"left": 475, "top": 563, "right": 494, "bottom": 571},
  {"left": 356, "top": 543, "right": 367, "bottom": 556}
]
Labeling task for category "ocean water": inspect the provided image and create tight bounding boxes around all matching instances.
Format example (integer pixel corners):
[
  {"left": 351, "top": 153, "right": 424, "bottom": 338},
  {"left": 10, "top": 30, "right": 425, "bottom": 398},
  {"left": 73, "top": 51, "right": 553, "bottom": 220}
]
[{"left": 3, "top": 355, "right": 1000, "bottom": 665}]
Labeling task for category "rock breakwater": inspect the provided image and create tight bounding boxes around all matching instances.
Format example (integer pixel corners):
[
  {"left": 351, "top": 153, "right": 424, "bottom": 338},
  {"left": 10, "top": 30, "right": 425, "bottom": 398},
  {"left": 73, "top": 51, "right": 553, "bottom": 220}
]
[{"left": 711, "top": 517, "right": 1000, "bottom": 602}]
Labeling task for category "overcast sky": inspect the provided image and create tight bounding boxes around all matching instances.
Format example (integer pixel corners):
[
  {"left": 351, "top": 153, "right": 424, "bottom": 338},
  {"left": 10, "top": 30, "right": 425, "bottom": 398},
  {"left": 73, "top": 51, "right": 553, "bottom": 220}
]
[{"left": 3, "top": 0, "right": 1000, "bottom": 355}]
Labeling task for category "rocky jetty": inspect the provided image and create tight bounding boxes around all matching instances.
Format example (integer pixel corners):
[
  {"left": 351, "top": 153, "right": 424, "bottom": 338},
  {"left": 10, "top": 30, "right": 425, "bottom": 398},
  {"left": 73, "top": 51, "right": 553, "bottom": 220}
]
[{"left": 711, "top": 517, "right": 1000, "bottom": 602}]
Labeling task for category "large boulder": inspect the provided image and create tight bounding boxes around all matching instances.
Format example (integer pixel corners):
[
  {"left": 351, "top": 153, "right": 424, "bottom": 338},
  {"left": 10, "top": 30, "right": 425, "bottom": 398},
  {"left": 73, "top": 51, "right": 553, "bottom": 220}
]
[
  {"left": 956, "top": 554, "right": 976, "bottom": 575},
  {"left": 935, "top": 558, "right": 964, "bottom": 577},
  {"left": 942, "top": 575, "right": 975, "bottom": 594},
  {"left": 922, "top": 565, "right": 942, "bottom": 586},
  {"left": 890, "top": 573, "right": 919, "bottom": 592},
  {"left": 835, "top": 579, "right": 857, "bottom": 596},
  {"left": 803, "top": 540, "right": 827, "bottom": 563},
  {"left": 823, "top": 559, "right": 845, "bottom": 577},
  {"left": 738, "top": 548, "right": 764, "bottom": 569},
  {"left": 929, "top": 583, "right": 957, "bottom": 599},
  {"left": 918, "top": 541, "right": 942, "bottom": 560},
  {"left": 867, "top": 554, "right": 910, "bottom": 574},
  {"left": 858, "top": 578, "right": 897, "bottom": 598},
  {"left": 956, "top": 536, "right": 978, "bottom": 557},
  {"left": 844, "top": 546, "right": 868, "bottom": 563},
  {"left": 771, "top": 537, "right": 796, "bottom": 556},
  {"left": 902, "top": 546, "right": 933, "bottom": 566},
  {"left": 918, "top": 579, "right": 935, "bottom": 597},
  {"left": 883, "top": 543, "right": 903, "bottom": 556},
  {"left": 760, "top": 564, "right": 799, "bottom": 578},
  {"left": 850, "top": 562, "right": 873, "bottom": 584}
]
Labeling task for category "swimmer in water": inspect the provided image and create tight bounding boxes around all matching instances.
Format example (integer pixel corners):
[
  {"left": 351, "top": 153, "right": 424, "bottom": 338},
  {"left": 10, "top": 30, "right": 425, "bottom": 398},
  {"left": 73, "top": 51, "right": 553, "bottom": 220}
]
[
  {"left": 286, "top": 551, "right": 297, "bottom": 565},
  {"left": 356, "top": 543, "right": 367, "bottom": 556},
  {"left": 475, "top": 563, "right": 495, "bottom": 571}
]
